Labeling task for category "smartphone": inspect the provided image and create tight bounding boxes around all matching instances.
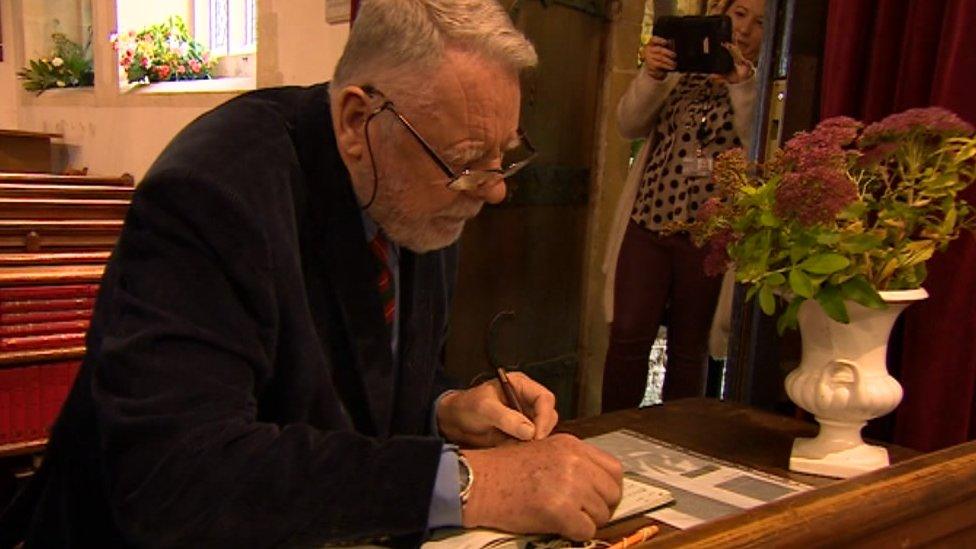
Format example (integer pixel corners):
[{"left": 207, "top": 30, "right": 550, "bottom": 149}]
[{"left": 652, "top": 15, "right": 735, "bottom": 75}]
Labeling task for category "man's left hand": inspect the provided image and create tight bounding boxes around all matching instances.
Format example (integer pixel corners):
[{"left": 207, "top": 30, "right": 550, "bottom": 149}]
[{"left": 436, "top": 372, "right": 558, "bottom": 447}]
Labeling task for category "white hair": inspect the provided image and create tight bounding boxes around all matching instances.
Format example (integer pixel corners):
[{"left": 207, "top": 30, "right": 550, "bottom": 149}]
[{"left": 331, "top": 0, "right": 537, "bottom": 93}]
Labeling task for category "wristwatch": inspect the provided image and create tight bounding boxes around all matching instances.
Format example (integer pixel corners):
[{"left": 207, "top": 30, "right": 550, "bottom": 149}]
[{"left": 457, "top": 452, "right": 474, "bottom": 506}]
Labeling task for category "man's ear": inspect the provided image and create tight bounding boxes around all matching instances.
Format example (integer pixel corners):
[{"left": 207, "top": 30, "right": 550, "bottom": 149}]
[{"left": 331, "top": 86, "right": 372, "bottom": 164}]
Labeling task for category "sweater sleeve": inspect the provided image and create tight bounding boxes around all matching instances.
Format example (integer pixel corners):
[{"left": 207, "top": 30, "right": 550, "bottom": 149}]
[
  {"left": 617, "top": 71, "right": 680, "bottom": 140},
  {"left": 726, "top": 74, "right": 759, "bottom": 152}
]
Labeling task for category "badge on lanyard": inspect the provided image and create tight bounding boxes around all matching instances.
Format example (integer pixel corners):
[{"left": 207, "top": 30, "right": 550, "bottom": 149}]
[{"left": 682, "top": 87, "right": 716, "bottom": 179}]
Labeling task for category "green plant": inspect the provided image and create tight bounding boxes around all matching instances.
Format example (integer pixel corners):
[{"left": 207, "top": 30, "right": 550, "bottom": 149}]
[
  {"left": 685, "top": 107, "right": 976, "bottom": 332},
  {"left": 16, "top": 32, "right": 94, "bottom": 95},
  {"left": 112, "top": 15, "right": 216, "bottom": 85}
]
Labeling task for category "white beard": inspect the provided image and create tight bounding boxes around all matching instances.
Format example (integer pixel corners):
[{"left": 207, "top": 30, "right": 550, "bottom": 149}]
[{"left": 367, "top": 178, "right": 483, "bottom": 253}]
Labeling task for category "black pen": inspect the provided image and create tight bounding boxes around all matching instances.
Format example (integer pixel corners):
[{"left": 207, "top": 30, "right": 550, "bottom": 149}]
[{"left": 495, "top": 367, "right": 525, "bottom": 415}]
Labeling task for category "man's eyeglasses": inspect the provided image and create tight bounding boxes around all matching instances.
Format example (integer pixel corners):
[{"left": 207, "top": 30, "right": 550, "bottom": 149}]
[{"left": 361, "top": 85, "right": 537, "bottom": 193}]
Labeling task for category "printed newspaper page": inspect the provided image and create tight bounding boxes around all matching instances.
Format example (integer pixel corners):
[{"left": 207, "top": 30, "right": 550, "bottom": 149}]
[{"left": 587, "top": 429, "right": 812, "bottom": 529}]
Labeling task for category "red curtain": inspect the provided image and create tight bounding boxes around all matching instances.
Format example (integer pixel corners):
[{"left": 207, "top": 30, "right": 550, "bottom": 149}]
[{"left": 820, "top": 0, "right": 976, "bottom": 451}]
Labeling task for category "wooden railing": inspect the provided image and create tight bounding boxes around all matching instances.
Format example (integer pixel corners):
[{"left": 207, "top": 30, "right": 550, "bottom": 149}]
[{"left": 649, "top": 439, "right": 976, "bottom": 547}]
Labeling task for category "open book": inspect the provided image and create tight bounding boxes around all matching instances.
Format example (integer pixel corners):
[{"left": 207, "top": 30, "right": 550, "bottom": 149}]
[{"left": 423, "top": 474, "right": 673, "bottom": 549}]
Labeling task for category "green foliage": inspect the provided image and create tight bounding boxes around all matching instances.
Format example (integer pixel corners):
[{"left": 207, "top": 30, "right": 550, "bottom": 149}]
[{"left": 16, "top": 32, "right": 94, "bottom": 95}]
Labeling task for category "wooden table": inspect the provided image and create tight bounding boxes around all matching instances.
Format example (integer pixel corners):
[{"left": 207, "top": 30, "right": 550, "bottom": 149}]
[
  {"left": 564, "top": 398, "right": 976, "bottom": 547},
  {"left": 0, "top": 130, "right": 62, "bottom": 173}
]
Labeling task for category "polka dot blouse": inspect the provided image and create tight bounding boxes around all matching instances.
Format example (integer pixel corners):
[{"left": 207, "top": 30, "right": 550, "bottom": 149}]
[{"left": 631, "top": 73, "right": 742, "bottom": 230}]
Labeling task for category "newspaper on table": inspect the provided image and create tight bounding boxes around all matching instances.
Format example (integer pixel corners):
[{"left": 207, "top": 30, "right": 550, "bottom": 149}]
[{"left": 586, "top": 429, "right": 813, "bottom": 529}]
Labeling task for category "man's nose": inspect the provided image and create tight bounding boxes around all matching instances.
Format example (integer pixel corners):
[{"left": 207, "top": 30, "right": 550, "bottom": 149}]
[{"left": 466, "top": 177, "right": 508, "bottom": 204}]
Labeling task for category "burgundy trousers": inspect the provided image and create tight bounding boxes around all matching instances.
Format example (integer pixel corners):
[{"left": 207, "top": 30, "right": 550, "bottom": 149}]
[{"left": 602, "top": 221, "right": 724, "bottom": 412}]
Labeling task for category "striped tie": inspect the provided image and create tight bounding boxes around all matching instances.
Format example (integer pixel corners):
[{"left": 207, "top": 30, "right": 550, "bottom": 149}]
[{"left": 368, "top": 232, "right": 396, "bottom": 326}]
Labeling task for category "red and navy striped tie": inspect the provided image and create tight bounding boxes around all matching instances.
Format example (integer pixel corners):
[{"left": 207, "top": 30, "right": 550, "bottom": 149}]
[{"left": 368, "top": 232, "right": 396, "bottom": 326}]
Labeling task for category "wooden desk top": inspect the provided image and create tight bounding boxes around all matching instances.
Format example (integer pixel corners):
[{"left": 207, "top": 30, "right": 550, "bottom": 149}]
[
  {"left": 562, "top": 398, "right": 918, "bottom": 488},
  {"left": 563, "top": 398, "right": 976, "bottom": 547},
  {"left": 0, "top": 130, "right": 62, "bottom": 140}
]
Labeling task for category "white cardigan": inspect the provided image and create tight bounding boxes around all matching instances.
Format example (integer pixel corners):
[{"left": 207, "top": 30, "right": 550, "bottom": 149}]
[{"left": 601, "top": 69, "right": 758, "bottom": 356}]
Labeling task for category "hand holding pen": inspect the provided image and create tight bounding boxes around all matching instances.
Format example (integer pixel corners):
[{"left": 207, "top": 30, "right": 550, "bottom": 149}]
[
  {"left": 436, "top": 309, "right": 558, "bottom": 445},
  {"left": 436, "top": 368, "right": 559, "bottom": 447},
  {"left": 439, "top": 311, "right": 621, "bottom": 539}
]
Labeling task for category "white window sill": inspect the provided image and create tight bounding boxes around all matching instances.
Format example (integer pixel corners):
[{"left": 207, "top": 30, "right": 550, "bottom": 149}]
[
  {"left": 21, "top": 86, "right": 96, "bottom": 107},
  {"left": 123, "top": 76, "right": 256, "bottom": 95}
]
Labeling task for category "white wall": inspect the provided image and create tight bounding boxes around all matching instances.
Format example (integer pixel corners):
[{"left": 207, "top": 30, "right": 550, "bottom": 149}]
[
  {"left": 0, "top": 0, "right": 350, "bottom": 180},
  {"left": 260, "top": 0, "right": 349, "bottom": 87},
  {"left": 116, "top": 0, "right": 193, "bottom": 36},
  {"left": 16, "top": 96, "right": 215, "bottom": 178}
]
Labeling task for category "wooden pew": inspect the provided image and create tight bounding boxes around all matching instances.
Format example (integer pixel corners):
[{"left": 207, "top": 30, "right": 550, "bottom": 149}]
[
  {"left": 0, "top": 172, "right": 134, "bottom": 253},
  {"left": 0, "top": 183, "right": 135, "bottom": 200},
  {"left": 0, "top": 172, "right": 134, "bottom": 187},
  {"left": 0, "top": 171, "right": 133, "bottom": 456}
]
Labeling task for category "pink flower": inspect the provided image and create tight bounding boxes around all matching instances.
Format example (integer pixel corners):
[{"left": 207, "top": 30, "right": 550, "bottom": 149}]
[
  {"left": 781, "top": 131, "right": 846, "bottom": 172},
  {"left": 712, "top": 148, "right": 748, "bottom": 196},
  {"left": 698, "top": 197, "right": 723, "bottom": 224},
  {"left": 189, "top": 59, "right": 202, "bottom": 73},
  {"left": 780, "top": 117, "right": 863, "bottom": 172},
  {"left": 154, "top": 64, "right": 172, "bottom": 79},
  {"left": 703, "top": 229, "right": 735, "bottom": 277},
  {"left": 813, "top": 116, "right": 863, "bottom": 146},
  {"left": 140, "top": 57, "right": 151, "bottom": 69},
  {"left": 857, "top": 142, "right": 898, "bottom": 167},
  {"left": 176, "top": 65, "right": 186, "bottom": 74},
  {"left": 774, "top": 167, "right": 858, "bottom": 226},
  {"left": 860, "top": 107, "right": 974, "bottom": 146}
]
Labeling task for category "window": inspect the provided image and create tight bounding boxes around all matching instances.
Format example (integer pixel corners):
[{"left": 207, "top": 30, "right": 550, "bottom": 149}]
[{"left": 194, "top": 0, "right": 257, "bottom": 58}]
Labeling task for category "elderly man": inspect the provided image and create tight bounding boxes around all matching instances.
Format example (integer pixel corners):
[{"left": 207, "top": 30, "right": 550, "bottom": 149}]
[{"left": 0, "top": 0, "right": 622, "bottom": 546}]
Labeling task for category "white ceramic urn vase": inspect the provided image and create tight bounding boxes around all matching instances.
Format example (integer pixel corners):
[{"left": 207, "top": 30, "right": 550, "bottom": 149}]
[{"left": 784, "top": 288, "right": 928, "bottom": 478}]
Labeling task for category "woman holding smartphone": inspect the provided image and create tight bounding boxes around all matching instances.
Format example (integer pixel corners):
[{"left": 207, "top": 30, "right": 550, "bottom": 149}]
[{"left": 601, "top": 0, "right": 765, "bottom": 411}]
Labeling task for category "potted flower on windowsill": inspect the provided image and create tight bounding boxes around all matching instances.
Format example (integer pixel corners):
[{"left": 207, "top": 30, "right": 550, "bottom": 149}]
[
  {"left": 17, "top": 32, "right": 94, "bottom": 95},
  {"left": 112, "top": 15, "right": 216, "bottom": 87},
  {"left": 685, "top": 107, "right": 976, "bottom": 479}
]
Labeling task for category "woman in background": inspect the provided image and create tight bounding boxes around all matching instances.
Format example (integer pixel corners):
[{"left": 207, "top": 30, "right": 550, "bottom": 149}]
[{"left": 602, "top": 0, "right": 765, "bottom": 411}]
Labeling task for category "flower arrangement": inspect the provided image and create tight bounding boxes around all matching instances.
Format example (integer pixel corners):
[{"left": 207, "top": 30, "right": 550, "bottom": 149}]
[
  {"left": 16, "top": 32, "right": 94, "bottom": 95},
  {"left": 112, "top": 16, "right": 216, "bottom": 85},
  {"left": 686, "top": 107, "right": 976, "bottom": 332}
]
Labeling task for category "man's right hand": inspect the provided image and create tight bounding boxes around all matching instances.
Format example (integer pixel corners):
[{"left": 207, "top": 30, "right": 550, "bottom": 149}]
[{"left": 460, "top": 434, "right": 624, "bottom": 541}]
